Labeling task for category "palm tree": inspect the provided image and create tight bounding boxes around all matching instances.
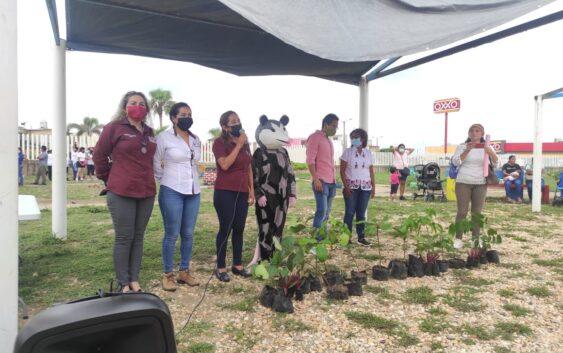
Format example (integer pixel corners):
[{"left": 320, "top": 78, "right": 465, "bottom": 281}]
[
  {"left": 149, "top": 89, "right": 174, "bottom": 128},
  {"left": 67, "top": 117, "right": 104, "bottom": 136},
  {"left": 208, "top": 127, "right": 221, "bottom": 141}
]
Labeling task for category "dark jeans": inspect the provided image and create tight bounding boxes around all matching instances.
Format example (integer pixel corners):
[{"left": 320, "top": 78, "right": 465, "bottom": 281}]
[
  {"left": 343, "top": 188, "right": 371, "bottom": 239},
  {"left": 47, "top": 166, "right": 52, "bottom": 181},
  {"left": 526, "top": 179, "right": 545, "bottom": 200},
  {"left": 213, "top": 189, "right": 249, "bottom": 269},
  {"left": 107, "top": 192, "right": 155, "bottom": 286}
]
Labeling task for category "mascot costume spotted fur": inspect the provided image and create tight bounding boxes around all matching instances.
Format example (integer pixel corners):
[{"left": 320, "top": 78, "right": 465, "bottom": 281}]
[{"left": 248, "top": 115, "right": 297, "bottom": 265}]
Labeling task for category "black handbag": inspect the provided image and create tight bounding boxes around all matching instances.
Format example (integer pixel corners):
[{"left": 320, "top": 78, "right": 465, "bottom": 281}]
[{"left": 486, "top": 158, "right": 499, "bottom": 185}]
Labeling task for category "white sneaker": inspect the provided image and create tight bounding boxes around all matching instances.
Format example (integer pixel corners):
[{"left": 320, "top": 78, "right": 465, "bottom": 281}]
[{"left": 453, "top": 239, "right": 463, "bottom": 250}]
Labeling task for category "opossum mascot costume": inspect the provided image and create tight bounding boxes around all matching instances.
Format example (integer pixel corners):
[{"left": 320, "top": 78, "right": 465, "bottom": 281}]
[{"left": 248, "top": 115, "right": 297, "bottom": 265}]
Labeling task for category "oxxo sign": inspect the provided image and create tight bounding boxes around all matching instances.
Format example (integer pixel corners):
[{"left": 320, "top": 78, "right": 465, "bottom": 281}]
[{"left": 433, "top": 98, "right": 461, "bottom": 113}]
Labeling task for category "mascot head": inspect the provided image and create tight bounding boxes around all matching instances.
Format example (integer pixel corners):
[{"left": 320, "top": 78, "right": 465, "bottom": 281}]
[{"left": 255, "top": 115, "right": 290, "bottom": 150}]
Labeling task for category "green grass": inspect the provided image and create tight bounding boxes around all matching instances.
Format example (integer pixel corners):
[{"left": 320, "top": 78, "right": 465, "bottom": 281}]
[
  {"left": 442, "top": 287, "right": 484, "bottom": 312},
  {"left": 344, "top": 311, "right": 400, "bottom": 333},
  {"left": 186, "top": 342, "right": 215, "bottom": 353},
  {"left": 344, "top": 311, "right": 420, "bottom": 347},
  {"left": 502, "top": 303, "right": 530, "bottom": 317},
  {"left": 533, "top": 257, "right": 563, "bottom": 268},
  {"left": 185, "top": 321, "right": 213, "bottom": 336},
  {"left": 526, "top": 286, "right": 552, "bottom": 298},
  {"left": 453, "top": 271, "right": 494, "bottom": 287},
  {"left": 461, "top": 324, "right": 497, "bottom": 341},
  {"left": 364, "top": 285, "right": 395, "bottom": 300},
  {"left": 497, "top": 289, "right": 515, "bottom": 298},
  {"left": 224, "top": 324, "right": 258, "bottom": 350},
  {"left": 494, "top": 321, "right": 532, "bottom": 340},
  {"left": 404, "top": 286, "right": 437, "bottom": 305},
  {"left": 426, "top": 307, "right": 448, "bottom": 316},
  {"left": 272, "top": 315, "right": 314, "bottom": 332},
  {"left": 494, "top": 347, "right": 515, "bottom": 353},
  {"left": 218, "top": 296, "right": 257, "bottom": 312},
  {"left": 419, "top": 317, "right": 451, "bottom": 334}
]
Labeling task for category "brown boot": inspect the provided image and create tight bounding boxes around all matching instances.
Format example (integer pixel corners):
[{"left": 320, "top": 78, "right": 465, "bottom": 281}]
[
  {"left": 161, "top": 272, "right": 177, "bottom": 291},
  {"left": 177, "top": 269, "right": 199, "bottom": 286}
]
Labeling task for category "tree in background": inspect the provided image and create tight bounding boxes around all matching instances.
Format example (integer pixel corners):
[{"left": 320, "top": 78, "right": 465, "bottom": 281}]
[
  {"left": 208, "top": 127, "right": 221, "bottom": 141},
  {"left": 149, "top": 88, "right": 175, "bottom": 128},
  {"left": 67, "top": 117, "right": 104, "bottom": 136}
]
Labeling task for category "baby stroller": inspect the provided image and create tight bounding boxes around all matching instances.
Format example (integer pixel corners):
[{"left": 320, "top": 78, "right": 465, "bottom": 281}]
[{"left": 412, "top": 162, "right": 447, "bottom": 202}]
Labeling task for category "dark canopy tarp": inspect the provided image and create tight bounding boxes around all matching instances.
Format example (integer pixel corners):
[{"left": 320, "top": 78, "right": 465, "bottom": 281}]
[{"left": 65, "top": 0, "right": 378, "bottom": 85}]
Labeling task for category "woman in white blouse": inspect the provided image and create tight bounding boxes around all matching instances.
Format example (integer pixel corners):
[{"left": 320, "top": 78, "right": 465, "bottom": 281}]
[
  {"left": 451, "top": 123, "right": 498, "bottom": 246},
  {"left": 154, "top": 102, "right": 201, "bottom": 291},
  {"left": 340, "top": 128, "right": 375, "bottom": 246}
]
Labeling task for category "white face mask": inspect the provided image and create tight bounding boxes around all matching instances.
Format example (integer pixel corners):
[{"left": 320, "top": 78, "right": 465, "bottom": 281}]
[{"left": 399, "top": 148, "right": 405, "bottom": 153}]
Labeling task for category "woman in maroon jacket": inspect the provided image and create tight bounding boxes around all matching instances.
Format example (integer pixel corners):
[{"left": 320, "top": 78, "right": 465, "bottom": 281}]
[
  {"left": 212, "top": 111, "right": 255, "bottom": 282},
  {"left": 94, "top": 91, "right": 157, "bottom": 293}
]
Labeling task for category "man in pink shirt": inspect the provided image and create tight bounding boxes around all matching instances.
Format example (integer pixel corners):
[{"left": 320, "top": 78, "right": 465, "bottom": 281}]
[{"left": 306, "top": 114, "right": 339, "bottom": 232}]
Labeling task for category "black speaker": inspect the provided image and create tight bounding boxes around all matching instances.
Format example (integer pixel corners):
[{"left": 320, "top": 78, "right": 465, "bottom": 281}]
[{"left": 14, "top": 292, "right": 177, "bottom": 353}]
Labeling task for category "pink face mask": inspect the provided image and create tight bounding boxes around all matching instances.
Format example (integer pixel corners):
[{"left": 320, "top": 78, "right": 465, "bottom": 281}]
[{"left": 127, "top": 105, "right": 147, "bottom": 121}]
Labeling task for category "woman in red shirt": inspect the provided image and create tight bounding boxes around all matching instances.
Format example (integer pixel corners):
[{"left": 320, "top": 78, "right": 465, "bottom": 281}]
[
  {"left": 94, "top": 91, "right": 157, "bottom": 293},
  {"left": 212, "top": 111, "right": 255, "bottom": 282}
]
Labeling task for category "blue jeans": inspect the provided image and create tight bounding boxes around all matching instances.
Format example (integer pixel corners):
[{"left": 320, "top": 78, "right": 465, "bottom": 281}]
[
  {"left": 343, "top": 188, "right": 371, "bottom": 239},
  {"left": 18, "top": 164, "right": 24, "bottom": 185},
  {"left": 158, "top": 185, "right": 201, "bottom": 273},
  {"left": 504, "top": 179, "right": 522, "bottom": 200},
  {"left": 312, "top": 181, "right": 336, "bottom": 229}
]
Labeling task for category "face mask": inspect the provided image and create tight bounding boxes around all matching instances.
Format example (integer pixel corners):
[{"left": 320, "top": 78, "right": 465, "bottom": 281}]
[
  {"left": 325, "top": 127, "right": 336, "bottom": 137},
  {"left": 127, "top": 105, "right": 147, "bottom": 121},
  {"left": 351, "top": 138, "right": 362, "bottom": 147},
  {"left": 399, "top": 148, "right": 405, "bottom": 153},
  {"left": 176, "top": 117, "right": 193, "bottom": 132},
  {"left": 229, "top": 124, "right": 243, "bottom": 137}
]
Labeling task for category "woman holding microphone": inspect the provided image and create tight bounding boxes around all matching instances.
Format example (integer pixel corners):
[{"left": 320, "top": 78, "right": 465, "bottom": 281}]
[{"left": 212, "top": 111, "right": 255, "bottom": 282}]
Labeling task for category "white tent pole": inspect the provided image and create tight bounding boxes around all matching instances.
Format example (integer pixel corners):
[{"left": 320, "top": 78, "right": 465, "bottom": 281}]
[
  {"left": 52, "top": 39, "right": 68, "bottom": 239},
  {"left": 532, "top": 95, "right": 542, "bottom": 213},
  {"left": 0, "top": 0, "right": 19, "bottom": 349},
  {"left": 359, "top": 77, "right": 369, "bottom": 131}
]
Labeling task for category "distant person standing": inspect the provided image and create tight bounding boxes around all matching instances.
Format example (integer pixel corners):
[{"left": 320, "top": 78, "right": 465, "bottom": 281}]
[
  {"left": 18, "top": 147, "right": 26, "bottom": 186},
  {"left": 47, "top": 149, "right": 53, "bottom": 181},
  {"left": 94, "top": 91, "right": 157, "bottom": 293},
  {"left": 86, "top": 147, "right": 95, "bottom": 180},
  {"left": 306, "top": 113, "right": 339, "bottom": 235},
  {"left": 70, "top": 146, "right": 79, "bottom": 181},
  {"left": 389, "top": 166, "right": 400, "bottom": 201},
  {"left": 33, "top": 145, "right": 48, "bottom": 185},
  {"left": 392, "top": 143, "right": 414, "bottom": 200}
]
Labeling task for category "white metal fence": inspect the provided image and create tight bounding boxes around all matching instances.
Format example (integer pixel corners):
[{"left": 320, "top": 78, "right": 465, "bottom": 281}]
[
  {"left": 18, "top": 133, "right": 99, "bottom": 160},
  {"left": 18, "top": 134, "right": 563, "bottom": 168}
]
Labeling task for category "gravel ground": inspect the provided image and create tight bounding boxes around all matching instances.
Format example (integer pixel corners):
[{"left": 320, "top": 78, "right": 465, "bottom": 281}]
[{"left": 146, "top": 208, "right": 563, "bottom": 353}]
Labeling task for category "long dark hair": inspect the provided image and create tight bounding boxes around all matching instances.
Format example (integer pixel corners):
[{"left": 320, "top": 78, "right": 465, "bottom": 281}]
[
  {"left": 219, "top": 110, "right": 237, "bottom": 141},
  {"left": 169, "top": 102, "right": 195, "bottom": 138}
]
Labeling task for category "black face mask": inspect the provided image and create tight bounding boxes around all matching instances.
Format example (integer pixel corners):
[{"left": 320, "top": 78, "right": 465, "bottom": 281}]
[
  {"left": 176, "top": 117, "right": 193, "bottom": 132},
  {"left": 229, "top": 124, "right": 243, "bottom": 137}
]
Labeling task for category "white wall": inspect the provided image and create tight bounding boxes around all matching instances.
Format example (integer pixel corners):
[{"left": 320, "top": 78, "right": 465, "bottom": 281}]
[{"left": 0, "top": 0, "right": 19, "bottom": 350}]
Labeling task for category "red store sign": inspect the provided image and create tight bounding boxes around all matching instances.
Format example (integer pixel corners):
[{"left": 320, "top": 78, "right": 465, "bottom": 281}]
[{"left": 433, "top": 98, "right": 461, "bottom": 113}]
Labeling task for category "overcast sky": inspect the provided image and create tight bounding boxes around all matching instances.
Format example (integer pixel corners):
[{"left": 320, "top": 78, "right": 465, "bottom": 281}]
[{"left": 18, "top": 0, "right": 563, "bottom": 151}]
